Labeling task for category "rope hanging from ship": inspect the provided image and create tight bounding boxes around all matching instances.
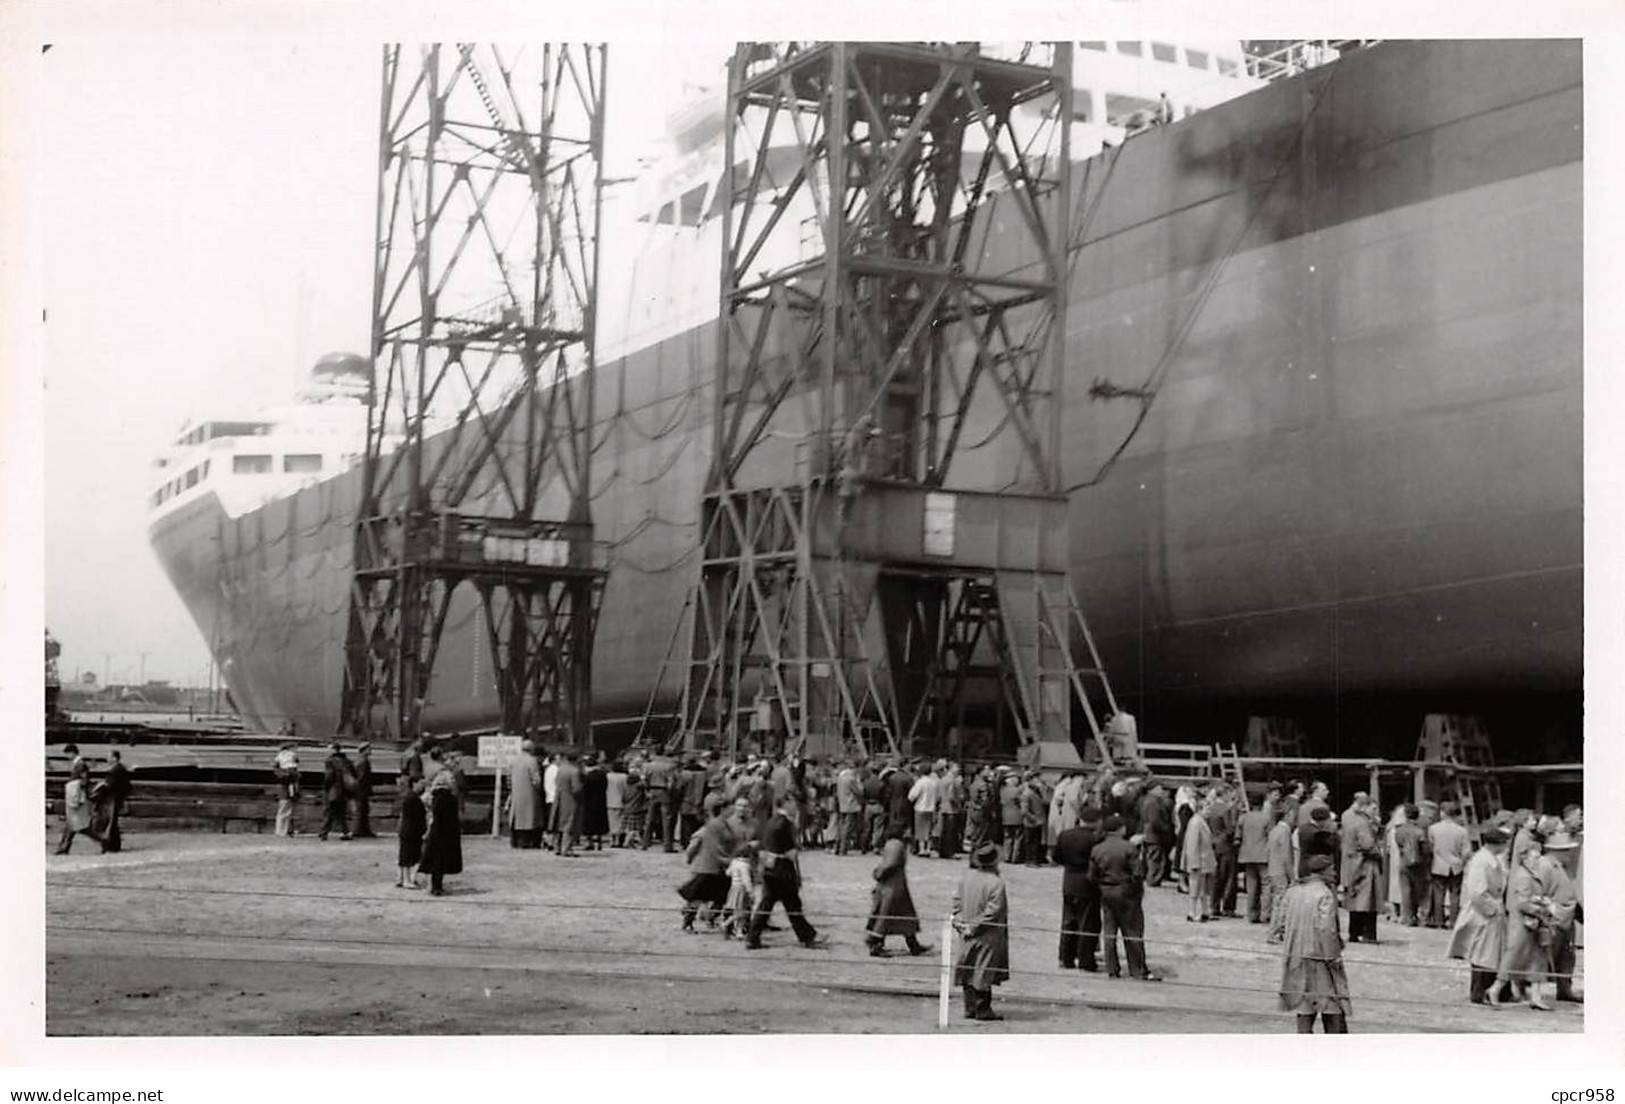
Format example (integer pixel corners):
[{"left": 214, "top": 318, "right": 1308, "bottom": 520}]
[{"left": 1065, "top": 59, "right": 1343, "bottom": 494}]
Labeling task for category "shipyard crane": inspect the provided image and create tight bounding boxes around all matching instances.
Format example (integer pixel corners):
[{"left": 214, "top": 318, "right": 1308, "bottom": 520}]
[
  {"left": 646, "top": 42, "right": 1129, "bottom": 769},
  {"left": 340, "top": 44, "right": 609, "bottom": 746}
]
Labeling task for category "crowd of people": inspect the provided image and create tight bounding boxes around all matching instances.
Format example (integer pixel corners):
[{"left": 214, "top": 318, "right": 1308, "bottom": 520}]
[{"left": 55, "top": 737, "right": 1585, "bottom": 1029}]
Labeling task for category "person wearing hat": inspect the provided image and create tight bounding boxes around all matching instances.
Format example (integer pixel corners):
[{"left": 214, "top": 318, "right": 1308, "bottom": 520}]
[
  {"left": 1278, "top": 835, "right": 1351, "bottom": 1033},
  {"left": 1089, "top": 813, "right": 1161, "bottom": 981},
  {"left": 1494, "top": 816, "right": 1578, "bottom": 1010},
  {"left": 952, "top": 841, "right": 1011, "bottom": 1021},
  {"left": 1544, "top": 819, "right": 1583, "bottom": 1004},
  {"left": 1448, "top": 824, "right": 1511, "bottom": 1005},
  {"left": 318, "top": 743, "right": 354, "bottom": 841},
  {"left": 350, "top": 742, "right": 376, "bottom": 838},
  {"left": 271, "top": 742, "right": 302, "bottom": 837},
  {"left": 1340, "top": 793, "right": 1384, "bottom": 943},
  {"left": 1053, "top": 805, "right": 1107, "bottom": 971}
]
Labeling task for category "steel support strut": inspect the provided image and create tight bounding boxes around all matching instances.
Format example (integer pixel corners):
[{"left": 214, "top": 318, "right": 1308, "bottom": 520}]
[{"left": 341, "top": 44, "right": 609, "bottom": 746}]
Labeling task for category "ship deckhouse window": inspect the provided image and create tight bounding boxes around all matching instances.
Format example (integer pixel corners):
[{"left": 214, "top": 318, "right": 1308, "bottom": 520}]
[
  {"left": 1080, "top": 41, "right": 1107, "bottom": 51},
  {"left": 1217, "top": 57, "right": 1239, "bottom": 76},
  {"left": 233, "top": 454, "right": 273, "bottom": 474},
  {"left": 283, "top": 454, "right": 322, "bottom": 474},
  {"left": 1106, "top": 92, "right": 1159, "bottom": 126},
  {"left": 1186, "top": 48, "right": 1210, "bottom": 70},
  {"left": 1115, "top": 41, "right": 1143, "bottom": 57},
  {"left": 1151, "top": 42, "right": 1177, "bottom": 62},
  {"left": 184, "top": 467, "right": 200, "bottom": 489}
]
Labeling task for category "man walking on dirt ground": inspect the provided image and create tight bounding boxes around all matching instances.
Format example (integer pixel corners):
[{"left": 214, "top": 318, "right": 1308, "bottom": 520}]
[
  {"left": 747, "top": 793, "right": 822, "bottom": 949},
  {"left": 319, "top": 743, "right": 354, "bottom": 841}
]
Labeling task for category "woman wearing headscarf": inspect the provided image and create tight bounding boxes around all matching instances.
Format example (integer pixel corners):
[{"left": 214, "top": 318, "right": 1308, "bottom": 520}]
[
  {"left": 1495, "top": 816, "right": 1578, "bottom": 1010},
  {"left": 417, "top": 750, "right": 463, "bottom": 896},
  {"left": 580, "top": 752, "right": 610, "bottom": 850},
  {"left": 952, "top": 841, "right": 1010, "bottom": 1021},
  {"left": 866, "top": 825, "right": 931, "bottom": 957}
]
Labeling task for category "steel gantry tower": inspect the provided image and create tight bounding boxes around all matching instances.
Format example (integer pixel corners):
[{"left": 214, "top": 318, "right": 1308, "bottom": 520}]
[
  {"left": 669, "top": 42, "right": 1123, "bottom": 766},
  {"left": 341, "top": 44, "right": 608, "bottom": 745}
]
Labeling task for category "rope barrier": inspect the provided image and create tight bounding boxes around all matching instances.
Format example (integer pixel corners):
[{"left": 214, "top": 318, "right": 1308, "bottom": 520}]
[
  {"left": 44, "top": 918, "right": 1531, "bottom": 1015},
  {"left": 47, "top": 922, "right": 1483, "bottom": 1031},
  {"left": 51, "top": 880, "right": 1580, "bottom": 984}
]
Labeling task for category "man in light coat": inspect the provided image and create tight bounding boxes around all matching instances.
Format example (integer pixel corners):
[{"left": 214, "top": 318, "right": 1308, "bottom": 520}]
[
  {"left": 952, "top": 841, "right": 1010, "bottom": 1021},
  {"left": 1427, "top": 801, "right": 1472, "bottom": 928},
  {"left": 1449, "top": 824, "right": 1510, "bottom": 1004},
  {"left": 1182, "top": 799, "right": 1217, "bottom": 922},
  {"left": 1339, "top": 794, "right": 1385, "bottom": 943}
]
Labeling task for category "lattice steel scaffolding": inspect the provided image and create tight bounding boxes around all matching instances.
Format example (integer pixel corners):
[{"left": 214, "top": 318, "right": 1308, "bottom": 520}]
[
  {"left": 667, "top": 42, "right": 1122, "bottom": 766},
  {"left": 341, "top": 44, "right": 608, "bottom": 745}
]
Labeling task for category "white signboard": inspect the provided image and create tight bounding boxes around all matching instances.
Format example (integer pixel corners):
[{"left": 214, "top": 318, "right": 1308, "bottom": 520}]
[
  {"left": 923, "top": 492, "right": 956, "bottom": 557},
  {"left": 477, "top": 734, "right": 523, "bottom": 769}
]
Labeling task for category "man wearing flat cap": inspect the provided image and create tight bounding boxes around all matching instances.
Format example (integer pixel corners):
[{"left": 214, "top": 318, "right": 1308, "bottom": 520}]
[
  {"left": 1052, "top": 805, "right": 1106, "bottom": 971},
  {"left": 1089, "top": 813, "right": 1161, "bottom": 981},
  {"left": 952, "top": 842, "right": 1010, "bottom": 1021}
]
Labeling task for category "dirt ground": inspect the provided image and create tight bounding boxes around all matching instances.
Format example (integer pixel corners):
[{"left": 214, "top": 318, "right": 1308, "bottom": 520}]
[{"left": 44, "top": 828, "right": 1584, "bottom": 1035}]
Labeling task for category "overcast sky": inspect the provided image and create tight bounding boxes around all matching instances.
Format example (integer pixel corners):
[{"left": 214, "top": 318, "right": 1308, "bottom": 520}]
[{"left": 40, "top": 33, "right": 725, "bottom": 687}]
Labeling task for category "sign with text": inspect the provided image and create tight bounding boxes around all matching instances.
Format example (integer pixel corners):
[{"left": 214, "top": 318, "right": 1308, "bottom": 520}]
[{"left": 477, "top": 734, "right": 523, "bottom": 769}]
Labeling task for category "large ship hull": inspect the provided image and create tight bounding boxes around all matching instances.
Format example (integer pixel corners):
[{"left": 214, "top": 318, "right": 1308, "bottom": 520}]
[{"left": 149, "top": 40, "right": 1583, "bottom": 755}]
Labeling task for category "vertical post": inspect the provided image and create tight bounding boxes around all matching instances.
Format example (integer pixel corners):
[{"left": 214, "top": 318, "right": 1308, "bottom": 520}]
[
  {"left": 1412, "top": 764, "right": 1426, "bottom": 807},
  {"left": 1534, "top": 778, "right": 1546, "bottom": 816},
  {"left": 492, "top": 758, "right": 503, "bottom": 838},
  {"left": 938, "top": 914, "right": 954, "bottom": 1029},
  {"left": 1367, "top": 762, "right": 1380, "bottom": 810}
]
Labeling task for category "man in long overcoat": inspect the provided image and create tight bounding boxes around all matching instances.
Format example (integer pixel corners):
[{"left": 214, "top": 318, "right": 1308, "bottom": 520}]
[
  {"left": 1449, "top": 825, "right": 1510, "bottom": 1004},
  {"left": 1340, "top": 794, "right": 1385, "bottom": 942},
  {"left": 508, "top": 740, "right": 544, "bottom": 849},
  {"left": 866, "top": 825, "right": 930, "bottom": 957},
  {"left": 1279, "top": 844, "right": 1351, "bottom": 1033},
  {"left": 351, "top": 743, "right": 376, "bottom": 838},
  {"left": 952, "top": 841, "right": 1010, "bottom": 1021},
  {"left": 1496, "top": 818, "right": 1578, "bottom": 1010},
  {"left": 551, "top": 752, "right": 583, "bottom": 857},
  {"left": 1052, "top": 805, "right": 1106, "bottom": 971}
]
